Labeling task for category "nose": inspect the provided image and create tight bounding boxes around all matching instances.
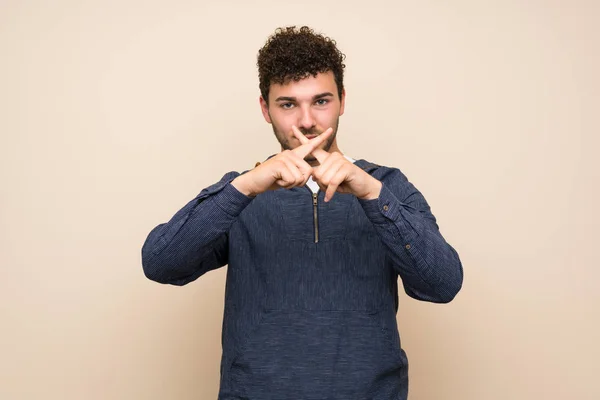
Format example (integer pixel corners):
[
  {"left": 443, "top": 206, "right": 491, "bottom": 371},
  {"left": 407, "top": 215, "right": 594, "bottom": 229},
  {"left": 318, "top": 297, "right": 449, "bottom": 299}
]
[{"left": 298, "top": 105, "right": 316, "bottom": 131}]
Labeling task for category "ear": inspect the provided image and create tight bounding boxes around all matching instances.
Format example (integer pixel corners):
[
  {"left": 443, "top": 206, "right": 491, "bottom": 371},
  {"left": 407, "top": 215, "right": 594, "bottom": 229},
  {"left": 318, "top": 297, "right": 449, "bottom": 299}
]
[
  {"left": 259, "top": 96, "right": 272, "bottom": 124},
  {"left": 339, "top": 89, "right": 346, "bottom": 116}
]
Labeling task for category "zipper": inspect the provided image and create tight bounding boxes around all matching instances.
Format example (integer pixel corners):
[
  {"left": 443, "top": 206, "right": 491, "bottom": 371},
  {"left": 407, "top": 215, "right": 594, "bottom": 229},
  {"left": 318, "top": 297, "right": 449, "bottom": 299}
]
[{"left": 312, "top": 192, "right": 319, "bottom": 243}]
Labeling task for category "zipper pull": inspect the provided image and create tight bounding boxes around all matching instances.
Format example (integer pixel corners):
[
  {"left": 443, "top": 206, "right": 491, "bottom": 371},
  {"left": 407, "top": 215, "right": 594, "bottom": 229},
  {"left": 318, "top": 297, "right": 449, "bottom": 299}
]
[{"left": 312, "top": 192, "right": 319, "bottom": 243}]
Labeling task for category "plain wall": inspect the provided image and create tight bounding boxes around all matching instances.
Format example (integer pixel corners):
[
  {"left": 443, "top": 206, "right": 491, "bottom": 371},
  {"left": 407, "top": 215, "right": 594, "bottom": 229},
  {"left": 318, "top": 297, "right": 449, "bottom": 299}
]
[{"left": 1, "top": 0, "right": 598, "bottom": 398}]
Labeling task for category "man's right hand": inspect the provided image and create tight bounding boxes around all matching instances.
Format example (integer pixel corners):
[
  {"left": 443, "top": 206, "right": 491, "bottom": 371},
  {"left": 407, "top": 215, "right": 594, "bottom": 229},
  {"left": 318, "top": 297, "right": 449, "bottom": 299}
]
[{"left": 231, "top": 127, "right": 333, "bottom": 197}]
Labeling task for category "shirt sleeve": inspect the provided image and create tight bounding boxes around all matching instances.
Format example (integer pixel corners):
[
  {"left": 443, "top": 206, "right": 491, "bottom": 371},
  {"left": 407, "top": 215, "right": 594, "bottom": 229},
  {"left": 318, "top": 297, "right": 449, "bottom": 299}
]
[
  {"left": 358, "top": 168, "right": 463, "bottom": 303},
  {"left": 141, "top": 171, "right": 253, "bottom": 286}
]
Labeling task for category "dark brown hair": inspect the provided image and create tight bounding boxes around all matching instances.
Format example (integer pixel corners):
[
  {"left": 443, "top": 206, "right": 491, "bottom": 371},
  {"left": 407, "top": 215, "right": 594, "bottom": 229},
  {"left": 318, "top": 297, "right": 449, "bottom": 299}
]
[{"left": 257, "top": 26, "right": 346, "bottom": 103}]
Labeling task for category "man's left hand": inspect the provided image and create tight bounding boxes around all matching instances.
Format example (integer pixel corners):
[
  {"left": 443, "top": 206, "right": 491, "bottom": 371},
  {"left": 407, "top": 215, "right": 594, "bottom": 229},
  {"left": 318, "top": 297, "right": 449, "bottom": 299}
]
[{"left": 292, "top": 126, "right": 382, "bottom": 202}]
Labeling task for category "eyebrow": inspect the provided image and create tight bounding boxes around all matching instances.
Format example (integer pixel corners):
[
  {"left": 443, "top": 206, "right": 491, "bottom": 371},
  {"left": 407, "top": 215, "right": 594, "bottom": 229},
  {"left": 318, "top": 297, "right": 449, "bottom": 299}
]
[{"left": 274, "top": 92, "right": 335, "bottom": 102}]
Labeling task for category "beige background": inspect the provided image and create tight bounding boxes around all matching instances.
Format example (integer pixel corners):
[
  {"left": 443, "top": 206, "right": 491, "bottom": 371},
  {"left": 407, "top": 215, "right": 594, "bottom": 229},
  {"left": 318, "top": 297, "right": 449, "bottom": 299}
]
[{"left": 1, "top": 0, "right": 599, "bottom": 399}]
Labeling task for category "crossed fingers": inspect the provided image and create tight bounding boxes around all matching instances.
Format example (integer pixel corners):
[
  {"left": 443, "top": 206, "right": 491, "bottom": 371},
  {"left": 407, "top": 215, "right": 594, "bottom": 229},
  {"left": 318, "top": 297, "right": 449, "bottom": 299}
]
[
  {"left": 291, "top": 125, "right": 351, "bottom": 202},
  {"left": 272, "top": 127, "right": 333, "bottom": 189},
  {"left": 291, "top": 126, "right": 330, "bottom": 164},
  {"left": 291, "top": 126, "right": 333, "bottom": 161}
]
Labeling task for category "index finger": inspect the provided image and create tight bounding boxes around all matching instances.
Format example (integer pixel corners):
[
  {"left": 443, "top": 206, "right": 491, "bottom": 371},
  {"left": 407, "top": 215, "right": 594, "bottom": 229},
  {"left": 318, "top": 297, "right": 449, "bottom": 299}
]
[
  {"left": 291, "top": 125, "right": 311, "bottom": 145},
  {"left": 291, "top": 126, "right": 333, "bottom": 160}
]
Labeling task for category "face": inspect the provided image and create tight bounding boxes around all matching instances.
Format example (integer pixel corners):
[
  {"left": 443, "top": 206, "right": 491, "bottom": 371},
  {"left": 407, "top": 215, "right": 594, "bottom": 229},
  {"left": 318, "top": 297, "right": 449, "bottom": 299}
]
[{"left": 260, "top": 71, "right": 345, "bottom": 164}]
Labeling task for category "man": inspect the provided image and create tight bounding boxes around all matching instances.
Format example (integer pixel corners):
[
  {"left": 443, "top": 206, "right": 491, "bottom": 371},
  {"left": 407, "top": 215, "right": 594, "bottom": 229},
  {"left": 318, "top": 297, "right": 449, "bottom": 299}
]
[{"left": 142, "top": 26, "right": 463, "bottom": 400}]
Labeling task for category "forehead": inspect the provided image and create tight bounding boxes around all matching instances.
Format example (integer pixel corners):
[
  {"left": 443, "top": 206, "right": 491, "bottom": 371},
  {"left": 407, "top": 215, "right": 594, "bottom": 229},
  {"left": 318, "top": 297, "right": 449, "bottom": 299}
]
[{"left": 268, "top": 71, "right": 337, "bottom": 101}]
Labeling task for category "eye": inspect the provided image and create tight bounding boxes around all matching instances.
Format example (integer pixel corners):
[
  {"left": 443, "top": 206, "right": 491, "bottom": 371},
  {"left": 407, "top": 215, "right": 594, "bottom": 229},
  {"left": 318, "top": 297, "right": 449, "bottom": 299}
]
[
  {"left": 280, "top": 102, "right": 294, "bottom": 109},
  {"left": 315, "top": 99, "right": 329, "bottom": 106}
]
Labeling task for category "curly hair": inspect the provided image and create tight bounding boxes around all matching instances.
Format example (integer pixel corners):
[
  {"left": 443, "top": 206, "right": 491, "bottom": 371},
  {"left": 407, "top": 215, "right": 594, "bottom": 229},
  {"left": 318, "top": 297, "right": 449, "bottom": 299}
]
[{"left": 257, "top": 26, "right": 346, "bottom": 103}]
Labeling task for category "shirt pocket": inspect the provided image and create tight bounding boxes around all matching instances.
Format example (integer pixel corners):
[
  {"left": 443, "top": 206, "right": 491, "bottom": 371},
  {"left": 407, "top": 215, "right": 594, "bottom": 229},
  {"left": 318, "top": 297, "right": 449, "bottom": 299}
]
[{"left": 227, "top": 308, "right": 406, "bottom": 400}]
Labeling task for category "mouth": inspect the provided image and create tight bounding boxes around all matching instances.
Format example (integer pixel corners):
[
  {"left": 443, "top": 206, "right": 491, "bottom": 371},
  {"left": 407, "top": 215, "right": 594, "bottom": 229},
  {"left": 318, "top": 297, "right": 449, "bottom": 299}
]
[{"left": 305, "top": 134, "right": 317, "bottom": 139}]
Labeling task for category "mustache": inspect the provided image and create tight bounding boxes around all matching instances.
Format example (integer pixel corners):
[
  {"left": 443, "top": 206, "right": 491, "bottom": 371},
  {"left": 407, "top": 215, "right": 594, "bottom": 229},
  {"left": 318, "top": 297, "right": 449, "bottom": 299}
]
[{"left": 299, "top": 128, "right": 324, "bottom": 136}]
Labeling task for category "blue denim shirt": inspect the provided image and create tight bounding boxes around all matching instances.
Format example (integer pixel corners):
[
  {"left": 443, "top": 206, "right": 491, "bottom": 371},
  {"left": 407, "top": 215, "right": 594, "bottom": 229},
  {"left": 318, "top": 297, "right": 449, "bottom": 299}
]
[{"left": 142, "top": 159, "right": 463, "bottom": 399}]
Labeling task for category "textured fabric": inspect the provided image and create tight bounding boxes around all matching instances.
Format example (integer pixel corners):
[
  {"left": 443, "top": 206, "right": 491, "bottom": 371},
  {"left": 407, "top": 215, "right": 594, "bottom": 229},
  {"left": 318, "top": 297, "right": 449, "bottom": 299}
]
[{"left": 141, "top": 159, "right": 463, "bottom": 399}]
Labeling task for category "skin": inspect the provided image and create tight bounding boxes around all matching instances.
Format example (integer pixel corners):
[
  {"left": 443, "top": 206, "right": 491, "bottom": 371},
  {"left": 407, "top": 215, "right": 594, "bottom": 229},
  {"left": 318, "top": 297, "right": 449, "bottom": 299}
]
[
  {"left": 231, "top": 71, "right": 382, "bottom": 202},
  {"left": 261, "top": 71, "right": 343, "bottom": 165}
]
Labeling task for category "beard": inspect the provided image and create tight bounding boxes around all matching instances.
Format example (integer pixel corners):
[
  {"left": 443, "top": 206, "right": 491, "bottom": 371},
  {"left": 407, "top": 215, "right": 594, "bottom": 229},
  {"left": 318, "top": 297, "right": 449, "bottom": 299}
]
[{"left": 271, "top": 118, "right": 339, "bottom": 163}]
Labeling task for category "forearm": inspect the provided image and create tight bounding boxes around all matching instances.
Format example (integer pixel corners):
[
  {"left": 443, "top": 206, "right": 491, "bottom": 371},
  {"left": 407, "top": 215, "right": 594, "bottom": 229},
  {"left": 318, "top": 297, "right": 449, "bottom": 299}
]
[
  {"left": 231, "top": 172, "right": 258, "bottom": 197},
  {"left": 142, "top": 175, "right": 253, "bottom": 285},
  {"left": 359, "top": 184, "right": 463, "bottom": 303}
]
